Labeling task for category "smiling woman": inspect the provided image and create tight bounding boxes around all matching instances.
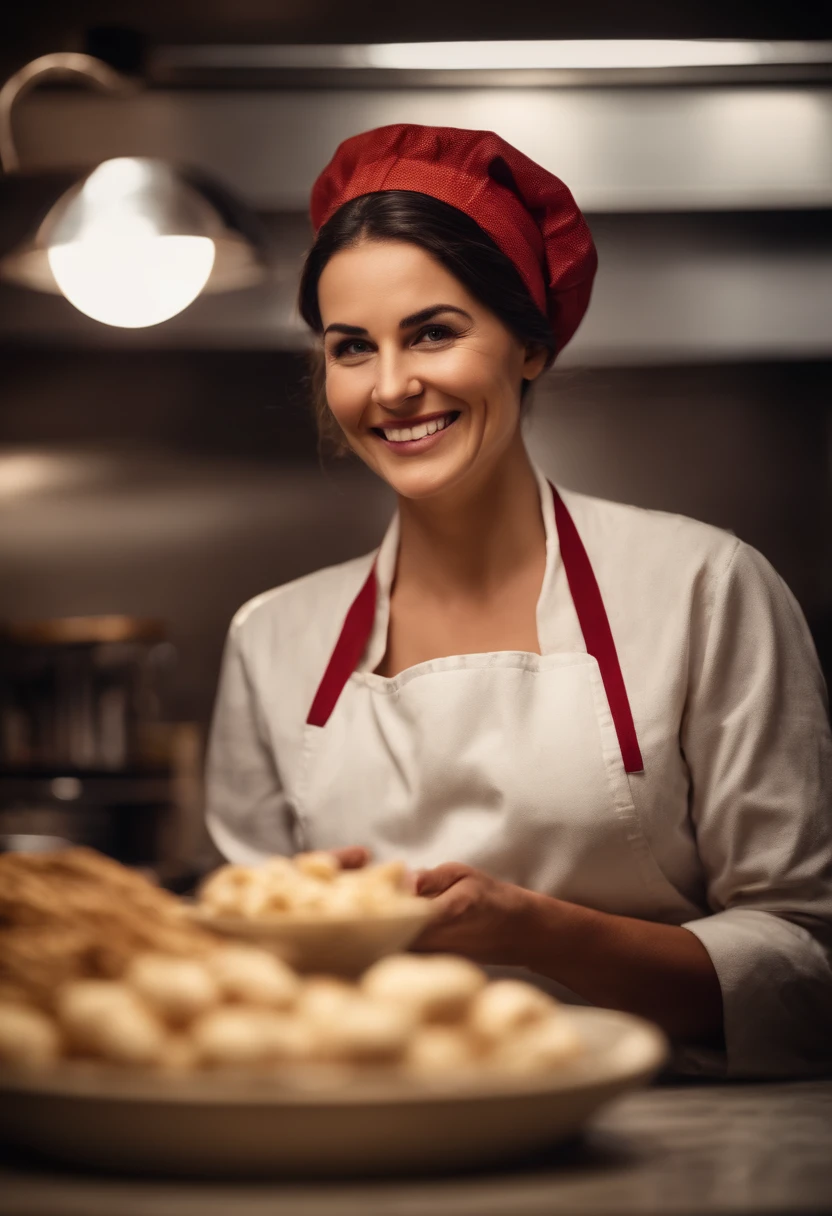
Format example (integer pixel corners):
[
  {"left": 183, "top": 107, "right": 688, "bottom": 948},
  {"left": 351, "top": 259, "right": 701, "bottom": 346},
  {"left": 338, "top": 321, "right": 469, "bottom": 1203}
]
[
  {"left": 311, "top": 239, "right": 548, "bottom": 505},
  {"left": 298, "top": 189, "right": 556, "bottom": 459},
  {"left": 205, "top": 124, "right": 832, "bottom": 1081}
]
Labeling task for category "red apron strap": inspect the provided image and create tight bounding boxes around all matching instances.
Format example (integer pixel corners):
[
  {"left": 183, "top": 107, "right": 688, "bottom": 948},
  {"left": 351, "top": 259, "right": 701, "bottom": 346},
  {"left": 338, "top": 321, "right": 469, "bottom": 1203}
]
[
  {"left": 306, "top": 564, "right": 377, "bottom": 728},
  {"left": 550, "top": 484, "right": 643, "bottom": 774}
]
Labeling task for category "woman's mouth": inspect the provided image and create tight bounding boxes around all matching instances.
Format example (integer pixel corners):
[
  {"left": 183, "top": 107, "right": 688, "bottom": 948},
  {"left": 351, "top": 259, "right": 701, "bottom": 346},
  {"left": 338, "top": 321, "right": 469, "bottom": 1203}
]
[{"left": 371, "top": 411, "right": 461, "bottom": 454}]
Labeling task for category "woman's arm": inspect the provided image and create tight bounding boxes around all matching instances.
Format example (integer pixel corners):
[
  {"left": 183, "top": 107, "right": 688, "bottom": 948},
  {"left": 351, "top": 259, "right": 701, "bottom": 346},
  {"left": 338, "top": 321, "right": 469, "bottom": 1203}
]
[
  {"left": 413, "top": 862, "right": 723, "bottom": 1043},
  {"left": 205, "top": 620, "right": 297, "bottom": 863},
  {"left": 525, "top": 890, "right": 723, "bottom": 1042}
]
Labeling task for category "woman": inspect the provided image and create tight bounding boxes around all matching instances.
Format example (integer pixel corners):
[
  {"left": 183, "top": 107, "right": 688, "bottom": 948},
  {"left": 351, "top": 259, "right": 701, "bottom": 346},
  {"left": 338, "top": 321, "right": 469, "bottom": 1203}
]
[{"left": 206, "top": 124, "right": 832, "bottom": 1077}]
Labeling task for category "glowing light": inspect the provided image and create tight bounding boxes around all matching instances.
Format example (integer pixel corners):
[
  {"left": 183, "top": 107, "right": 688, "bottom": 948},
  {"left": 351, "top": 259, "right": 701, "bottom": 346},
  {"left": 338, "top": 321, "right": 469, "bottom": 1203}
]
[
  {"left": 48, "top": 234, "right": 215, "bottom": 328},
  {"left": 362, "top": 40, "right": 770, "bottom": 71},
  {"left": 81, "top": 157, "right": 153, "bottom": 204}
]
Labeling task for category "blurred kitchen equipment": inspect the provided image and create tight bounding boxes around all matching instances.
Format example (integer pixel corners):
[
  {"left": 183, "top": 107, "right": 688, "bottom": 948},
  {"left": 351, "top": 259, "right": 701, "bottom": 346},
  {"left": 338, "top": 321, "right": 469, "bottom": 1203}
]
[
  {"left": 0, "top": 616, "right": 204, "bottom": 880},
  {"left": 0, "top": 53, "right": 265, "bottom": 327},
  {"left": 1, "top": 615, "right": 171, "bottom": 770}
]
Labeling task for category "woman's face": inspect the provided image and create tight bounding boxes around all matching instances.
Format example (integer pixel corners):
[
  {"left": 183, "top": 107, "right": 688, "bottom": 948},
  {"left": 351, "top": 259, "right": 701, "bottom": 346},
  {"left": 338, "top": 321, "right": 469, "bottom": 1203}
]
[{"left": 317, "top": 239, "right": 547, "bottom": 501}]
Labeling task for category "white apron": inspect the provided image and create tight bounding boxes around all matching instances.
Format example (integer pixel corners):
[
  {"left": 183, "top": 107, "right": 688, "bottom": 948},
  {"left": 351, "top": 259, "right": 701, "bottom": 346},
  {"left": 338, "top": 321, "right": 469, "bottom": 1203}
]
[
  {"left": 292, "top": 482, "right": 692, "bottom": 925},
  {"left": 207, "top": 470, "right": 832, "bottom": 1074}
]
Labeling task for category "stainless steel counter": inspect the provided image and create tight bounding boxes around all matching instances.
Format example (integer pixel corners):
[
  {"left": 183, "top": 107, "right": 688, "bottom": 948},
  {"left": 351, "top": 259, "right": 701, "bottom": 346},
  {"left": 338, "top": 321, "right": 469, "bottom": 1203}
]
[{"left": 2, "top": 1079, "right": 831, "bottom": 1216}]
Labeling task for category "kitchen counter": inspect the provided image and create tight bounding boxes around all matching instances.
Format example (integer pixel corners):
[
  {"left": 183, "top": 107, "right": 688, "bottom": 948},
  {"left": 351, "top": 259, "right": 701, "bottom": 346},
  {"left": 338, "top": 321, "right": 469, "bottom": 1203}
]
[{"left": 1, "top": 1078, "right": 831, "bottom": 1216}]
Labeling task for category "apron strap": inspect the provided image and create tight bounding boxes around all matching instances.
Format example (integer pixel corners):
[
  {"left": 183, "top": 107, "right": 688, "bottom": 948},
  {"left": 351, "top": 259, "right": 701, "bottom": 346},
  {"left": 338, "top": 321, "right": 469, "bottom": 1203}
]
[
  {"left": 306, "top": 484, "right": 643, "bottom": 775},
  {"left": 550, "top": 484, "right": 643, "bottom": 774},
  {"left": 306, "top": 564, "right": 377, "bottom": 728}
]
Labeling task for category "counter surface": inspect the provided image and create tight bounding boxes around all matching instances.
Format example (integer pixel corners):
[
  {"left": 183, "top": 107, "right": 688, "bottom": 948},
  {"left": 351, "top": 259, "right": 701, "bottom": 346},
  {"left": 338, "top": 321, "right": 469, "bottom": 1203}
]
[{"left": 2, "top": 1078, "right": 831, "bottom": 1216}]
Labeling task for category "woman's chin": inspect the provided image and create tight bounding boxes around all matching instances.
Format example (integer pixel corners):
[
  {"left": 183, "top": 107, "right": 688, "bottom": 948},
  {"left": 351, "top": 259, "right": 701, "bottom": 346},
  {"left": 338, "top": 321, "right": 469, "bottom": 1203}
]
[{"left": 374, "top": 451, "right": 474, "bottom": 501}]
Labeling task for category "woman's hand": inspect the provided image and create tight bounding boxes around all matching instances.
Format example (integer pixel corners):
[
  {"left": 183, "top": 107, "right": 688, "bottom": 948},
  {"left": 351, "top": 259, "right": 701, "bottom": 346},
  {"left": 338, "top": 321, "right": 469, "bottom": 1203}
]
[
  {"left": 410, "top": 862, "right": 724, "bottom": 1042},
  {"left": 410, "top": 862, "right": 536, "bottom": 965}
]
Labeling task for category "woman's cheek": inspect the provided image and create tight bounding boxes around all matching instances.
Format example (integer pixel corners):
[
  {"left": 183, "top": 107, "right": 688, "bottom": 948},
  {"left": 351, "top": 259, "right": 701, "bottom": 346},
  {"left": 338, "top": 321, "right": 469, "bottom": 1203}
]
[{"left": 325, "top": 370, "right": 365, "bottom": 435}]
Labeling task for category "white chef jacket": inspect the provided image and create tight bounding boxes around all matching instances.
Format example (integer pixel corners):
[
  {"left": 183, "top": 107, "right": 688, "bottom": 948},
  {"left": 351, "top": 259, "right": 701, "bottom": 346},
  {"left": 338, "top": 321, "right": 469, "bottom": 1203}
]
[{"left": 206, "top": 462, "right": 832, "bottom": 1078}]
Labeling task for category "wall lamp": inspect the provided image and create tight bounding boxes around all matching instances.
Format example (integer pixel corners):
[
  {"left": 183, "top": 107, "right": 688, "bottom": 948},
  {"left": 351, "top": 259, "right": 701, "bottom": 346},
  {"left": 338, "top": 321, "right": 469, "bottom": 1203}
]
[{"left": 0, "top": 53, "right": 265, "bottom": 328}]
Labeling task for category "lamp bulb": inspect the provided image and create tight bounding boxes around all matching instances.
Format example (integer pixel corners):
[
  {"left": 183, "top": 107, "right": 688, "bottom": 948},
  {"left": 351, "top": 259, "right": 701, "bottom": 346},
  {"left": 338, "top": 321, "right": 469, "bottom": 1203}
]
[{"left": 47, "top": 233, "right": 216, "bottom": 328}]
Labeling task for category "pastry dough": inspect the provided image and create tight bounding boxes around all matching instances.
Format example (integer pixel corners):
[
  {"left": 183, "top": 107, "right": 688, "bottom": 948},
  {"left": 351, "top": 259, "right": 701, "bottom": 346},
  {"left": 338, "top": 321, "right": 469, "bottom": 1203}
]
[
  {"left": 0, "top": 1002, "right": 61, "bottom": 1069},
  {"left": 404, "top": 1026, "right": 478, "bottom": 1076},
  {"left": 192, "top": 1007, "right": 315, "bottom": 1066},
  {"left": 207, "top": 946, "right": 300, "bottom": 1008},
  {"left": 197, "top": 855, "right": 417, "bottom": 920},
  {"left": 126, "top": 955, "right": 219, "bottom": 1025},
  {"left": 361, "top": 954, "right": 486, "bottom": 1022},
  {"left": 492, "top": 1014, "right": 583, "bottom": 1074},
  {"left": 57, "top": 981, "right": 167, "bottom": 1065},
  {"left": 468, "top": 979, "right": 556, "bottom": 1041}
]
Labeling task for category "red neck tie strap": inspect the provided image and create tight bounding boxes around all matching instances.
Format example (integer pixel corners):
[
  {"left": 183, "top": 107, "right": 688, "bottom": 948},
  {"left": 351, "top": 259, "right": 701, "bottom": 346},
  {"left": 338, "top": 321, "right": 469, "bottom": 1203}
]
[
  {"left": 306, "top": 563, "right": 377, "bottom": 728},
  {"left": 550, "top": 485, "right": 643, "bottom": 774}
]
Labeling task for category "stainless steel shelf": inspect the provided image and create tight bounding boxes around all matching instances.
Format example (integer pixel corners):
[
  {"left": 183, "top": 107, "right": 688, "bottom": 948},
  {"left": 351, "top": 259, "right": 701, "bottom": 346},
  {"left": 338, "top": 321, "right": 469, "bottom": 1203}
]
[{"left": 12, "top": 83, "right": 832, "bottom": 213}]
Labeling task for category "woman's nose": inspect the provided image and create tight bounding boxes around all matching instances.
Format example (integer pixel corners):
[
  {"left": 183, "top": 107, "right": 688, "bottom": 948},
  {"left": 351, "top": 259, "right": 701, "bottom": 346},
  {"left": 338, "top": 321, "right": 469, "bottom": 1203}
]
[{"left": 371, "top": 349, "right": 422, "bottom": 410}]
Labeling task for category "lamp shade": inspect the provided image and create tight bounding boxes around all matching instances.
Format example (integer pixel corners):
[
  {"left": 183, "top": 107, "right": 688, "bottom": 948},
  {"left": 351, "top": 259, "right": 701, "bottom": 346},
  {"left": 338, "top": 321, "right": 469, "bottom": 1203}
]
[{"left": 0, "top": 157, "right": 265, "bottom": 327}]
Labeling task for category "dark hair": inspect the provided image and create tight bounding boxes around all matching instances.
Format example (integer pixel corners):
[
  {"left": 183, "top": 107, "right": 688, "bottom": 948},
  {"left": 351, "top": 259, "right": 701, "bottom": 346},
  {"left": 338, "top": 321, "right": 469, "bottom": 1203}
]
[{"left": 298, "top": 190, "right": 556, "bottom": 456}]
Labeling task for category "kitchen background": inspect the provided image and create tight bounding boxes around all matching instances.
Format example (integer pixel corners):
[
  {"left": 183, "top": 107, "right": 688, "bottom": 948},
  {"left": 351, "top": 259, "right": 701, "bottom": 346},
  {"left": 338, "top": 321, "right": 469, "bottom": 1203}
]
[{"left": 1, "top": 1, "right": 830, "bottom": 880}]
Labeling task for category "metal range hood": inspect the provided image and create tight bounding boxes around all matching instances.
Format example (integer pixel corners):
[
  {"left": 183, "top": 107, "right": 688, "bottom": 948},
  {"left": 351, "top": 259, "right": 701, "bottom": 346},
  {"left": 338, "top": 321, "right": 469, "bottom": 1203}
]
[{"left": 0, "top": 39, "right": 830, "bottom": 359}]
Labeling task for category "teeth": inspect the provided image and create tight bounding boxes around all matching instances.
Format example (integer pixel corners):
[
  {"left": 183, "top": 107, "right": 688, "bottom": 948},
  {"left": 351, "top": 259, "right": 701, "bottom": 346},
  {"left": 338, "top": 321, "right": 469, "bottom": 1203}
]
[{"left": 384, "top": 413, "right": 455, "bottom": 443}]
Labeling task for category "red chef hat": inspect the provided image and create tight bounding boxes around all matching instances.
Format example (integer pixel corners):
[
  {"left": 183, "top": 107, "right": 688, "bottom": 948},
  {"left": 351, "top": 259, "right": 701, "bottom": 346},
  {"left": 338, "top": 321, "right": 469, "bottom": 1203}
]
[{"left": 310, "top": 123, "right": 597, "bottom": 353}]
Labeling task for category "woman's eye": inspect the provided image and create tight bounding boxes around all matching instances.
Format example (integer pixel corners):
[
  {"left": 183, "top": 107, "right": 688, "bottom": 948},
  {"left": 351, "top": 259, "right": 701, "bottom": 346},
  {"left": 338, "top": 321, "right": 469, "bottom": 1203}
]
[
  {"left": 417, "top": 325, "right": 453, "bottom": 345},
  {"left": 334, "top": 339, "right": 371, "bottom": 358}
]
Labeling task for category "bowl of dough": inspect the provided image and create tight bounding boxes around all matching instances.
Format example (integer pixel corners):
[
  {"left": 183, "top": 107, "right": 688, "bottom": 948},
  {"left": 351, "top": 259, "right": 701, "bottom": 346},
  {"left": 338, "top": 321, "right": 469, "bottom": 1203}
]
[
  {"left": 0, "top": 849, "right": 667, "bottom": 1176},
  {"left": 187, "top": 852, "right": 436, "bottom": 975}
]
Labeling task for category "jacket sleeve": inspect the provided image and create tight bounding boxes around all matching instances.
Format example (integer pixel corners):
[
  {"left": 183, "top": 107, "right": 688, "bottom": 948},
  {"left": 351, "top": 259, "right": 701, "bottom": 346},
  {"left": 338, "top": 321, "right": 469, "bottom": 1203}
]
[
  {"left": 204, "top": 619, "right": 297, "bottom": 863},
  {"left": 679, "top": 540, "right": 832, "bottom": 1077}
]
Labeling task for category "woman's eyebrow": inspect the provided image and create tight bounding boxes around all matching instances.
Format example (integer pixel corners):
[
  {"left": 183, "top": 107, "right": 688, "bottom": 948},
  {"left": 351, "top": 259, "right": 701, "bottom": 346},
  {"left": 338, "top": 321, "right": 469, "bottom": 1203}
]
[
  {"left": 399, "top": 304, "right": 472, "bottom": 329},
  {"left": 323, "top": 304, "right": 472, "bottom": 339},
  {"left": 323, "top": 322, "right": 367, "bottom": 337}
]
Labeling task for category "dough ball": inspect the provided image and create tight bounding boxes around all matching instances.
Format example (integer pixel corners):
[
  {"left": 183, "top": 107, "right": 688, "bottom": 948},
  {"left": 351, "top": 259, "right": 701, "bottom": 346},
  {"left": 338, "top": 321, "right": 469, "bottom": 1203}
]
[
  {"left": 362, "top": 955, "right": 486, "bottom": 1023},
  {"left": 299, "top": 977, "right": 357, "bottom": 1025},
  {"left": 492, "top": 1014, "right": 583, "bottom": 1075},
  {"left": 468, "top": 980, "right": 557, "bottom": 1042},
  {"left": 196, "top": 853, "right": 415, "bottom": 920},
  {"left": 299, "top": 977, "right": 414, "bottom": 1062},
  {"left": 310, "top": 882, "right": 366, "bottom": 918},
  {"left": 264, "top": 1016, "right": 319, "bottom": 1062},
  {"left": 192, "top": 1008, "right": 316, "bottom": 1067},
  {"left": 403, "top": 1026, "right": 478, "bottom": 1077},
  {"left": 198, "top": 865, "right": 254, "bottom": 916},
  {"left": 126, "top": 954, "right": 220, "bottom": 1025},
  {"left": 238, "top": 873, "right": 282, "bottom": 918},
  {"left": 345, "top": 862, "right": 411, "bottom": 913},
  {"left": 0, "top": 1002, "right": 62, "bottom": 1069},
  {"left": 262, "top": 855, "right": 299, "bottom": 879},
  {"left": 294, "top": 852, "right": 339, "bottom": 882},
  {"left": 156, "top": 1034, "right": 201, "bottom": 1074},
  {"left": 57, "top": 981, "right": 167, "bottom": 1065},
  {"left": 376, "top": 859, "right": 407, "bottom": 884},
  {"left": 313, "top": 997, "right": 414, "bottom": 1063},
  {"left": 208, "top": 947, "right": 300, "bottom": 1008},
  {"left": 359, "top": 860, "right": 408, "bottom": 894}
]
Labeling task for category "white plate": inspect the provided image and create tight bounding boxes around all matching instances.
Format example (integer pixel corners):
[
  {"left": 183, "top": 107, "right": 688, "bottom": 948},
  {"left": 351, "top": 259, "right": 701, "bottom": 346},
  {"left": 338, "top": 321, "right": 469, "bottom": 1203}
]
[
  {"left": 184, "top": 899, "right": 436, "bottom": 975},
  {"left": 0, "top": 1008, "right": 667, "bottom": 1177}
]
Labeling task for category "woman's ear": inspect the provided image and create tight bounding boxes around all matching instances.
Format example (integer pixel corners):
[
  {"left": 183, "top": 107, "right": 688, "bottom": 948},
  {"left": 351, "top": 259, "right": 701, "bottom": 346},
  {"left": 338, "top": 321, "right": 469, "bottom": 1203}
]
[{"left": 522, "top": 344, "right": 550, "bottom": 383}]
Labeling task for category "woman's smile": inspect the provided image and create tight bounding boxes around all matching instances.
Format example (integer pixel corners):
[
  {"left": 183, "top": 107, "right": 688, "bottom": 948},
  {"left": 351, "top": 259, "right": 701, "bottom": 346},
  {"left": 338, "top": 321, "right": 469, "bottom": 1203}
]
[{"left": 371, "top": 410, "right": 461, "bottom": 454}]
